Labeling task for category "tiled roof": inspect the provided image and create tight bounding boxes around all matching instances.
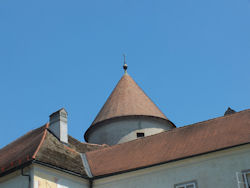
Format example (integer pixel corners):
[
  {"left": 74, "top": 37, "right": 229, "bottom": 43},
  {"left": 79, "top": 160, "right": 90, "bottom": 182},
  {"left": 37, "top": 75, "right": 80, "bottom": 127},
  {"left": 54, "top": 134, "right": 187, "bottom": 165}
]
[
  {"left": 0, "top": 125, "right": 47, "bottom": 175},
  {"left": 0, "top": 124, "right": 105, "bottom": 177},
  {"left": 85, "top": 74, "right": 174, "bottom": 140},
  {"left": 86, "top": 109, "right": 250, "bottom": 177},
  {"left": 1, "top": 109, "right": 250, "bottom": 178}
]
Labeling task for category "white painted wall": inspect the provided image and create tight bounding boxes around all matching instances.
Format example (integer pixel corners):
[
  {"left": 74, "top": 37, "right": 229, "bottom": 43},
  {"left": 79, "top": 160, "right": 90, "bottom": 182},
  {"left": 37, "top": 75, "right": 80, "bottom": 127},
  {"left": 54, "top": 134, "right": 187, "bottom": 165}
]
[
  {"left": 0, "top": 169, "right": 30, "bottom": 188},
  {"left": 0, "top": 175, "right": 29, "bottom": 188},
  {"left": 88, "top": 117, "right": 173, "bottom": 145},
  {"left": 93, "top": 144, "right": 250, "bottom": 188},
  {"left": 49, "top": 108, "right": 68, "bottom": 143},
  {"left": 33, "top": 164, "right": 89, "bottom": 188}
]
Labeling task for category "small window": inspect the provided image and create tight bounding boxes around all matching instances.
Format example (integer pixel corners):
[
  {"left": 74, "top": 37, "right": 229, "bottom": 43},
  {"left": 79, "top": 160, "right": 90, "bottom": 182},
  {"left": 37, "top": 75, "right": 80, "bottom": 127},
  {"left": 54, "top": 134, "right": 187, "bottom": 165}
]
[
  {"left": 175, "top": 181, "right": 197, "bottom": 188},
  {"left": 243, "top": 171, "right": 250, "bottom": 188},
  {"left": 137, "top": 132, "right": 145, "bottom": 138}
]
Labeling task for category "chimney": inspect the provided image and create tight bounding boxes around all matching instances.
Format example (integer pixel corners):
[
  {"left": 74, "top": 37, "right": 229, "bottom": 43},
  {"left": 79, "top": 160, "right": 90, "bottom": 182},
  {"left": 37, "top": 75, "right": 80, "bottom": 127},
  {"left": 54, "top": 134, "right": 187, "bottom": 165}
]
[
  {"left": 224, "top": 107, "right": 236, "bottom": 116},
  {"left": 49, "top": 108, "right": 68, "bottom": 143}
]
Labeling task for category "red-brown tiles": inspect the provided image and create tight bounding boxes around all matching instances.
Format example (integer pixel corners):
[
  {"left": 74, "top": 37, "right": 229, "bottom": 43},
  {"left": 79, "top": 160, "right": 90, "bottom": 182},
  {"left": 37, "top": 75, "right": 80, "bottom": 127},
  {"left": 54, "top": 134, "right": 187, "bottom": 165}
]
[{"left": 86, "top": 109, "right": 250, "bottom": 176}]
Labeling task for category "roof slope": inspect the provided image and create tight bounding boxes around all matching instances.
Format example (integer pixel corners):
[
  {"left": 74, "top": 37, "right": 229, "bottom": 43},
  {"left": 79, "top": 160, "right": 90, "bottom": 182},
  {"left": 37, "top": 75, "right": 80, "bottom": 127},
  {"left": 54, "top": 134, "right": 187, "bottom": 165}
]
[
  {"left": 0, "top": 124, "right": 105, "bottom": 177},
  {"left": 0, "top": 125, "right": 46, "bottom": 174},
  {"left": 86, "top": 109, "right": 250, "bottom": 177},
  {"left": 34, "top": 131, "right": 106, "bottom": 176},
  {"left": 1, "top": 109, "right": 250, "bottom": 178},
  {"left": 90, "top": 73, "right": 170, "bottom": 126}
]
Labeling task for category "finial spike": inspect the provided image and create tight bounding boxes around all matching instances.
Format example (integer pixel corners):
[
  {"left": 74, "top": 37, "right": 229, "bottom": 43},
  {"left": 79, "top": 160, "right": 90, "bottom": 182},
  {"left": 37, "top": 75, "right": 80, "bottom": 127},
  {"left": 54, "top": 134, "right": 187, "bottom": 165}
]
[{"left": 123, "top": 54, "right": 128, "bottom": 73}]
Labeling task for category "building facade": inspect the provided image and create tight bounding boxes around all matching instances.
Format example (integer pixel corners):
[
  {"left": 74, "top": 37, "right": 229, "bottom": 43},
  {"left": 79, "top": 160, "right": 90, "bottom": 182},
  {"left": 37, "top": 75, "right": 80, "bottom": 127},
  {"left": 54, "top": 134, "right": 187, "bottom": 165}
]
[{"left": 0, "top": 68, "right": 250, "bottom": 188}]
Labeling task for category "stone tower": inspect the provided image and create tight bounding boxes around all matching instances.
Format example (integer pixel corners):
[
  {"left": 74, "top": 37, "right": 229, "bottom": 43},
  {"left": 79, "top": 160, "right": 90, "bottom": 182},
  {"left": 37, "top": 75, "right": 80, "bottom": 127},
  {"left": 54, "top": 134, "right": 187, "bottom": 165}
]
[{"left": 84, "top": 69, "right": 175, "bottom": 145}]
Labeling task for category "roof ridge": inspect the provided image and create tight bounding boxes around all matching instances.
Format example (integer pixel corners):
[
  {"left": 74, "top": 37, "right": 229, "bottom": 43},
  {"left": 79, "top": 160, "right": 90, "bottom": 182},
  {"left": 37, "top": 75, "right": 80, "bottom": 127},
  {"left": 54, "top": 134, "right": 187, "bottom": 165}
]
[
  {"left": 32, "top": 123, "right": 49, "bottom": 159},
  {"left": 86, "top": 108, "right": 250, "bottom": 154},
  {"left": 173, "top": 108, "right": 250, "bottom": 131},
  {"left": 138, "top": 108, "right": 250, "bottom": 138},
  {"left": 0, "top": 125, "right": 44, "bottom": 151},
  {"left": 69, "top": 135, "right": 105, "bottom": 147},
  {"left": 86, "top": 108, "right": 250, "bottom": 177}
]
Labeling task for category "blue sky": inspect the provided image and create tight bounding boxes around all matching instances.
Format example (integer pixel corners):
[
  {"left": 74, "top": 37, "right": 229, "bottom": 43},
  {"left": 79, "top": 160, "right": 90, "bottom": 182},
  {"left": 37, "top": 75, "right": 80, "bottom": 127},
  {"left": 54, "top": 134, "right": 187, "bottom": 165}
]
[{"left": 0, "top": 0, "right": 250, "bottom": 148}]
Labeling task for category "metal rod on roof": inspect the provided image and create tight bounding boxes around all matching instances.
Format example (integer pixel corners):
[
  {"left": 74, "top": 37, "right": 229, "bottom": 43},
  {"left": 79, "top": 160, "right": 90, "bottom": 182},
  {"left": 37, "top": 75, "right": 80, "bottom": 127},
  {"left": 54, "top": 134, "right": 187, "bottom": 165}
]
[{"left": 123, "top": 54, "right": 128, "bottom": 73}]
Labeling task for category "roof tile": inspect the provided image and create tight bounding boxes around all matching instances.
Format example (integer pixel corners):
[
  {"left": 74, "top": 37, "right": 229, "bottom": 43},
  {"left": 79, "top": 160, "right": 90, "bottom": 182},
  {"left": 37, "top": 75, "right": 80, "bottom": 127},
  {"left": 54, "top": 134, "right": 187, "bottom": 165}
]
[
  {"left": 86, "top": 109, "right": 250, "bottom": 176},
  {"left": 0, "top": 124, "right": 105, "bottom": 176},
  {"left": 91, "top": 74, "right": 169, "bottom": 125}
]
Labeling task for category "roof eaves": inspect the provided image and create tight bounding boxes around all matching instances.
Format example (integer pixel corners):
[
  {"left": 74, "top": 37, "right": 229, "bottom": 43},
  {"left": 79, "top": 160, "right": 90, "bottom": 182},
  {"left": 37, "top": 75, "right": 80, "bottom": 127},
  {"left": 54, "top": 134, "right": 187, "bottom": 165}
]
[
  {"left": 84, "top": 115, "right": 175, "bottom": 142},
  {"left": 0, "top": 161, "right": 33, "bottom": 178},
  {"left": 91, "top": 142, "right": 250, "bottom": 179},
  {"left": 33, "top": 160, "right": 89, "bottom": 179}
]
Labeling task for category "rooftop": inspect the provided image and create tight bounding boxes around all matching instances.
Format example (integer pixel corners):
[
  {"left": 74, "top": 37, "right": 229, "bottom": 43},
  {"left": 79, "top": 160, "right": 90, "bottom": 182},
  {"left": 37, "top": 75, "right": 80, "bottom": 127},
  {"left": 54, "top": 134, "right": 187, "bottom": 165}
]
[
  {"left": 85, "top": 73, "right": 175, "bottom": 141},
  {"left": 1, "top": 108, "right": 250, "bottom": 178}
]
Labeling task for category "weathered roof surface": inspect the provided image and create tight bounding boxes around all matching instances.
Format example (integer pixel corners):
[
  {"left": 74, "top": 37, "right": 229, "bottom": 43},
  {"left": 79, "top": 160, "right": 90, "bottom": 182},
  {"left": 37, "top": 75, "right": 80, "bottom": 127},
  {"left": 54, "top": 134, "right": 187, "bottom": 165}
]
[
  {"left": 34, "top": 130, "right": 87, "bottom": 175},
  {"left": 0, "top": 125, "right": 47, "bottom": 174},
  {"left": 85, "top": 74, "right": 173, "bottom": 140},
  {"left": 68, "top": 136, "right": 106, "bottom": 153},
  {"left": 91, "top": 74, "right": 169, "bottom": 125},
  {"left": 0, "top": 124, "right": 105, "bottom": 177},
  {"left": 1, "top": 109, "right": 250, "bottom": 178},
  {"left": 86, "top": 109, "right": 250, "bottom": 177}
]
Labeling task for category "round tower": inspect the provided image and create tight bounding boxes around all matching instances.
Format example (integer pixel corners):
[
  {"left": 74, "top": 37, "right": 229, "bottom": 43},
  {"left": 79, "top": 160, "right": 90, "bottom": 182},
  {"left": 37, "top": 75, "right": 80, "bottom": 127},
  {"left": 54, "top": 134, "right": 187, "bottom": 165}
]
[{"left": 84, "top": 65, "right": 175, "bottom": 145}]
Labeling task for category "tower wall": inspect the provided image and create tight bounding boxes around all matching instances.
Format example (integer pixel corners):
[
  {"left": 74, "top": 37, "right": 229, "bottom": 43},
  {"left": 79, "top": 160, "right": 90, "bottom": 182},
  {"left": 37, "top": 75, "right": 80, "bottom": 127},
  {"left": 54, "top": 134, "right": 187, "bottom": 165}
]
[{"left": 87, "top": 117, "right": 174, "bottom": 145}]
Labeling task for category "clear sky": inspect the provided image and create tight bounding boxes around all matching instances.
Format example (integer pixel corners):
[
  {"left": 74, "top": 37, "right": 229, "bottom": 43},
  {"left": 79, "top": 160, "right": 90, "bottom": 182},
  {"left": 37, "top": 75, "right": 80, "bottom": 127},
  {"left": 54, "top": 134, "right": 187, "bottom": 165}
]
[{"left": 0, "top": 0, "right": 250, "bottom": 148}]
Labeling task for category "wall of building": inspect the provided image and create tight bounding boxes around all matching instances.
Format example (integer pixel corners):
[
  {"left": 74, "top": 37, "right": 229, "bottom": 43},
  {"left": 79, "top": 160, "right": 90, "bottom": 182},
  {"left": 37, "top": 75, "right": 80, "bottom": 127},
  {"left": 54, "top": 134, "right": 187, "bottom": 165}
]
[
  {"left": 0, "top": 174, "right": 29, "bottom": 188},
  {"left": 0, "top": 168, "right": 31, "bottom": 188},
  {"left": 33, "top": 164, "right": 89, "bottom": 188},
  {"left": 93, "top": 144, "right": 250, "bottom": 188},
  {"left": 1, "top": 145, "right": 249, "bottom": 188},
  {"left": 88, "top": 117, "right": 173, "bottom": 145}
]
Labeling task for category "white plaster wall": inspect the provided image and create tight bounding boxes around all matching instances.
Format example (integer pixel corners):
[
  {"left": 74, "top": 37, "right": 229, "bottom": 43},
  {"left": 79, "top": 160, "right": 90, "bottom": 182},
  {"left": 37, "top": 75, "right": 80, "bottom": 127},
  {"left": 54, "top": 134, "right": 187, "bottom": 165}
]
[
  {"left": 49, "top": 119, "right": 68, "bottom": 143},
  {"left": 88, "top": 117, "right": 173, "bottom": 145},
  {"left": 33, "top": 164, "right": 89, "bottom": 188},
  {"left": 94, "top": 144, "right": 250, "bottom": 188},
  {"left": 0, "top": 170, "right": 30, "bottom": 188}
]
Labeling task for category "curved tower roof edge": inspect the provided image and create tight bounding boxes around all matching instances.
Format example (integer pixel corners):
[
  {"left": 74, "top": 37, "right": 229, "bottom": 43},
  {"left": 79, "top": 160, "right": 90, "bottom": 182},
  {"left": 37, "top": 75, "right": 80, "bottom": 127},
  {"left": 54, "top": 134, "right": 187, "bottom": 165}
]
[
  {"left": 84, "top": 73, "right": 175, "bottom": 142},
  {"left": 84, "top": 115, "right": 175, "bottom": 142}
]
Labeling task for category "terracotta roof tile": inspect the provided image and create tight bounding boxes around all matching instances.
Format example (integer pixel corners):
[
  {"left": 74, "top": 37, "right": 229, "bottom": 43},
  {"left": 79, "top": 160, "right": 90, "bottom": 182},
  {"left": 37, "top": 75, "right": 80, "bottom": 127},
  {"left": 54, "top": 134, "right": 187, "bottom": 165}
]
[
  {"left": 86, "top": 109, "right": 250, "bottom": 177},
  {"left": 68, "top": 136, "right": 107, "bottom": 153},
  {"left": 35, "top": 131, "right": 86, "bottom": 175},
  {"left": 2, "top": 109, "right": 250, "bottom": 178},
  {"left": 0, "top": 124, "right": 47, "bottom": 174},
  {"left": 0, "top": 124, "right": 105, "bottom": 176},
  {"left": 92, "top": 74, "right": 170, "bottom": 125},
  {"left": 85, "top": 74, "right": 174, "bottom": 140}
]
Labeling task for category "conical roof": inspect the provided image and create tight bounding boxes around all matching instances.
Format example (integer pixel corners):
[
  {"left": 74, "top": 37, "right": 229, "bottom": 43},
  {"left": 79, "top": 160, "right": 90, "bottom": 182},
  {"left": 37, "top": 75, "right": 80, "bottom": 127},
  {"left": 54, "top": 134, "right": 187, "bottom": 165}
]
[{"left": 91, "top": 73, "right": 170, "bottom": 126}]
